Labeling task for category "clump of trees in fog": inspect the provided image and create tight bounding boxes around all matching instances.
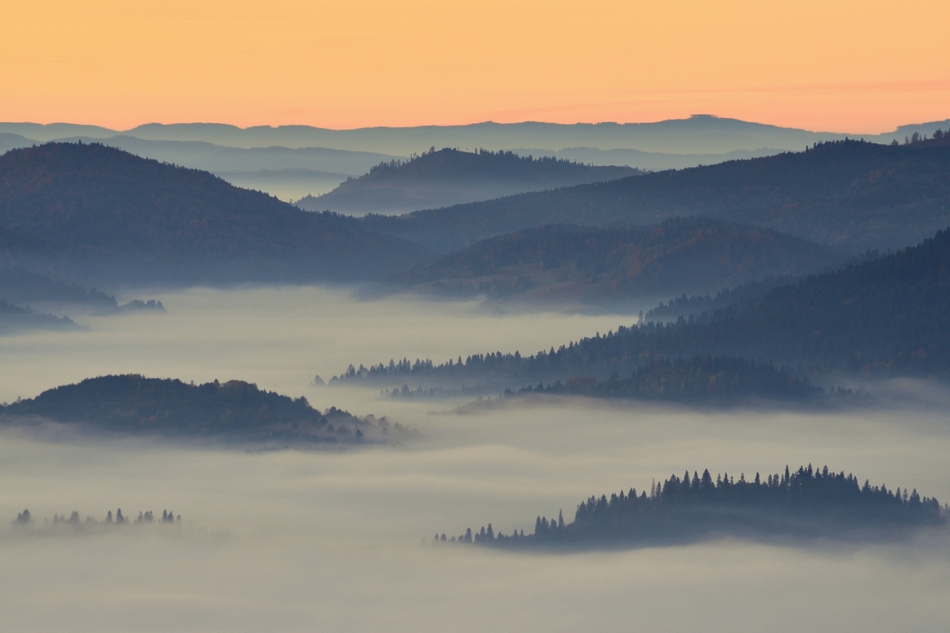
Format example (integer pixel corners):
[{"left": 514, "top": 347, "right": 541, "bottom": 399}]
[
  {"left": 433, "top": 465, "right": 947, "bottom": 549},
  {"left": 12, "top": 507, "right": 181, "bottom": 530}
]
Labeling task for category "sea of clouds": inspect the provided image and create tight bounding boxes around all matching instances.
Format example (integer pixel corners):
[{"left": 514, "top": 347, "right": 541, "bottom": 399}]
[{"left": 1, "top": 287, "right": 948, "bottom": 632}]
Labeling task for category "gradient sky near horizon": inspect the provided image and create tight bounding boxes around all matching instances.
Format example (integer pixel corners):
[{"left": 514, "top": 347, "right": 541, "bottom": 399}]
[{"left": 2, "top": 0, "right": 949, "bottom": 133}]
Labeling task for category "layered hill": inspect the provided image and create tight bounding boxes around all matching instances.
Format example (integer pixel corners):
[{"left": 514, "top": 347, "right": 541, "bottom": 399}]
[
  {"left": 383, "top": 218, "right": 839, "bottom": 304},
  {"left": 360, "top": 139, "right": 950, "bottom": 253},
  {"left": 296, "top": 148, "right": 639, "bottom": 215},
  {"left": 334, "top": 226, "right": 950, "bottom": 394},
  {"left": 0, "top": 143, "right": 430, "bottom": 284},
  {"left": 9, "top": 116, "right": 949, "bottom": 153}
]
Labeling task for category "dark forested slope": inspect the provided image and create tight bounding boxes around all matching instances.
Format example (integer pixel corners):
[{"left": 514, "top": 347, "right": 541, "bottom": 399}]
[
  {"left": 0, "top": 375, "right": 409, "bottom": 444},
  {"left": 297, "top": 148, "right": 638, "bottom": 214},
  {"left": 439, "top": 465, "right": 946, "bottom": 549},
  {"left": 334, "top": 227, "right": 950, "bottom": 392},
  {"left": 360, "top": 139, "right": 950, "bottom": 253},
  {"left": 383, "top": 218, "right": 838, "bottom": 302},
  {"left": 0, "top": 143, "right": 430, "bottom": 284}
]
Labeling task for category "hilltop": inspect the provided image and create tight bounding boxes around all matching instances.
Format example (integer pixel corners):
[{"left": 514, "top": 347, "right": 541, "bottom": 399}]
[
  {"left": 438, "top": 465, "right": 946, "bottom": 549},
  {"left": 382, "top": 218, "right": 839, "bottom": 304},
  {"left": 0, "top": 375, "right": 412, "bottom": 445},
  {"left": 296, "top": 148, "right": 639, "bottom": 215},
  {"left": 359, "top": 139, "right": 950, "bottom": 253},
  {"left": 0, "top": 143, "right": 430, "bottom": 285}
]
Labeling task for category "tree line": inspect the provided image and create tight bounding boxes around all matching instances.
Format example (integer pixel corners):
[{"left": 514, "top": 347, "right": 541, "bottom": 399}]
[
  {"left": 13, "top": 508, "right": 180, "bottom": 527},
  {"left": 432, "top": 465, "right": 946, "bottom": 549}
]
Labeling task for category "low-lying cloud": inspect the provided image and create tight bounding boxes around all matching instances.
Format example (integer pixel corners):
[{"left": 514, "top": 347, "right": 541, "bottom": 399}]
[{"left": 2, "top": 287, "right": 949, "bottom": 632}]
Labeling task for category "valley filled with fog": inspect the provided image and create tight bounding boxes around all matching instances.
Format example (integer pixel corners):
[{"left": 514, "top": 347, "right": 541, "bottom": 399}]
[{"left": 2, "top": 287, "right": 949, "bottom": 632}]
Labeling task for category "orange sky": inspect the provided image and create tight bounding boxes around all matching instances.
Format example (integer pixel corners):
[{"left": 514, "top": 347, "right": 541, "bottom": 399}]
[{"left": 2, "top": 0, "right": 949, "bottom": 133}]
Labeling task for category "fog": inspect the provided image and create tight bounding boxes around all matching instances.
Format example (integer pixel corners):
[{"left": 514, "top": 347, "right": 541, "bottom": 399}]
[{"left": 1, "top": 287, "right": 949, "bottom": 632}]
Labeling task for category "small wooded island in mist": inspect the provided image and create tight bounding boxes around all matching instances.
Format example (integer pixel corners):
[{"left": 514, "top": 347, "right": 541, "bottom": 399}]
[
  {"left": 436, "top": 465, "right": 947, "bottom": 550},
  {"left": 0, "top": 375, "right": 414, "bottom": 446}
]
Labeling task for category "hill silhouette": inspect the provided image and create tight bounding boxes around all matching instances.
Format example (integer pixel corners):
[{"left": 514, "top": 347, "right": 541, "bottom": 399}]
[
  {"left": 296, "top": 148, "right": 639, "bottom": 215},
  {"left": 440, "top": 465, "right": 946, "bottom": 549},
  {"left": 0, "top": 375, "right": 411, "bottom": 445},
  {"left": 0, "top": 300, "right": 80, "bottom": 335},
  {"left": 10, "top": 115, "right": 949, "bottom": 154},
  {"left": 334, "top": 226, "right": 950, "bottom": 394},
  {"left": 0, "top": 143, "right": 430, "bottom": 285},
  {"left": 360, "top": 139, "right": 950, "bottom": 253},
  {"left": 383, "top": 218, "right": 839, "bottom": 304}
]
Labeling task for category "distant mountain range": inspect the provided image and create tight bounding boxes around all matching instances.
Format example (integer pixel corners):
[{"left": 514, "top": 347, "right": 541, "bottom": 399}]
[
  {"left": 0, "top": 143, "right": 429, "bottom": 285},
  {"left": 297, "top": 148, "right": 640, "bottom": 215},
  {"left": 4, "top": 115, "right": 949, "bottom": 153},
  {"left": 382, "top": 218, "right": 840, "bottom": 305},
  {"left": 4, "top": 136, "right": 950, "bottom": 324},
  {"left": 5, "top": 116, "right": 948, "bottom": 204},
  {"left": 359, "top": 139, "right": 950, "bottom": 253}
]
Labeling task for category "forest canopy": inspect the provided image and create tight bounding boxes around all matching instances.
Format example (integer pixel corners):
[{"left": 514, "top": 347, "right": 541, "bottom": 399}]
[
  {"left": 435, "top": 465, "right": 947, "bottom": 550},
  {"left": 0, "top": 374, "right": 411, "bottom": 445}
]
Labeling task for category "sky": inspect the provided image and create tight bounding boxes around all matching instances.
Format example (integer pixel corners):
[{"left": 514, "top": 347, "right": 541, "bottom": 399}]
[{"left": 2, "top": 0, "right": 949, "bottom": 132}]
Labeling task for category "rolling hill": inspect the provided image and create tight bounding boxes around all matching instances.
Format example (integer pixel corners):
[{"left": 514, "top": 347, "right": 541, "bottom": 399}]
[
  {"left": 0, "top": 142, "right": 431, "bottom": 285},
  {"left": 383, "top": 218, "right": 839, "bottom": 304},
  {"left": 296, "top": 148, "right": 639, "bottom": 215},
  {"left": 359, "top": 139, "right": 950, "bottom": 254},
  {"left": 334, "top": 225, "right": 950, "bottom": 394}
]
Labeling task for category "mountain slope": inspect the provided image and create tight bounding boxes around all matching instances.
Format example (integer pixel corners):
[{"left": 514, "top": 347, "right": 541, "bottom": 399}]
[
  {"left": 297, "top": 148, "right": 639, "bottom": 214},
  {"left": 359, "top": 140, "right": 950, "bottom": 253},
  {"left": 0, "top": 143, "right": 430, "bottom": 284},
  {"left": 335, "top": 226, "right": 950, "bottom": 391},
  {"left": 384, "top": 218, "right": 839, "bottom": 303}
]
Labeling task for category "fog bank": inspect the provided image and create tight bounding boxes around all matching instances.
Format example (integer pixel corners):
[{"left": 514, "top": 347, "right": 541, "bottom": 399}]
[{"left": 2, "top": 286, "right": 949, "bottom": 632}]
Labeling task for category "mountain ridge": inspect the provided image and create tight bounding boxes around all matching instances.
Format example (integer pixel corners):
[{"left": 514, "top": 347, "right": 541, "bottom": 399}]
[
  {"left": 298, "top": 148, "right": 640, "bottom": 214},
  {"left": 357, "top": 139, "right": 950, "bottom": 253},
  {"left": 0, "top": 142, "right": 431, "bottom": 285}
]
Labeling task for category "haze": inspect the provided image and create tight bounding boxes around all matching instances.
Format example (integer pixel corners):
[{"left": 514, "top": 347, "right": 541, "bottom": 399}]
[{"left": 2, "top": 288, "right": 949, "bottom": 632}]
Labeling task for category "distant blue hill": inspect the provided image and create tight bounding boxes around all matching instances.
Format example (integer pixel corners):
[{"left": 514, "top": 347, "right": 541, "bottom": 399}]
[
  {"left": 0, "top": 142, "right": 430, "bottom": 285},
  {"left": 359, "top": 138, "right": 950, "bottom": 253},
  {"left": 297, "top": 148, "right": 640, "bottom": 215}
]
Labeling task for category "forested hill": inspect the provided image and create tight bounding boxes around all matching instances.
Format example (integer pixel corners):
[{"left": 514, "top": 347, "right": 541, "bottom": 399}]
[
  {"left": 0, "top": 143, "right": 431, "bottom": 284},
  {"left": 383, "top": 218, "right": 839, "bottom": 302},
  {"left": 436, "top": 465, "right": 946, "bottom": 549},
  {"left": 0, "top": 375, "right": 411, "bottom": 444},
  {"left": 334, "top": 226, "right": 950, "bottom": 392},
  {"left": 296, "top": 148, "right": 638, "bottom": 214},
  {"left": 359, "top": 139, "right": 950, "bottom": 253}
]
